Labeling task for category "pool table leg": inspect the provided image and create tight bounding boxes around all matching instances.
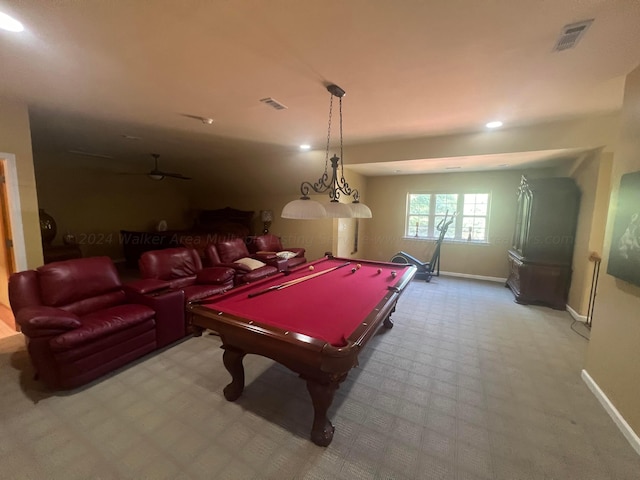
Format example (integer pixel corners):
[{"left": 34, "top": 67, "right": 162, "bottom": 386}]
[
  {"left": 222, "top": 348, "right": 246, "bottom": 401},
  {"left": 306, "top": 379, "right": 337, "bottom": 447},
  {"left": 191, "top": 324, "right": 205, "bottom": 337},
  {"left": 383, "top": 304, "right": 397, "bottom": 329}
]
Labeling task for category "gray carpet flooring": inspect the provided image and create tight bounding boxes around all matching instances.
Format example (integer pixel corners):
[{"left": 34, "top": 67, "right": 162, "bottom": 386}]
[{"left": 1, "top": 276, "right": 638, "bottom": 479}]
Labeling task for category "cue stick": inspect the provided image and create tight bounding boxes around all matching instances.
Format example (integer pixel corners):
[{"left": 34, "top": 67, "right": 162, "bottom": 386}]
[{"left": 248, "top": 261, "right": 351, "bottom": 298}]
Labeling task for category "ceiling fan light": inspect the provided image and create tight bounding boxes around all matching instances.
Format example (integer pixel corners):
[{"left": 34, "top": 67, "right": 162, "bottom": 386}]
[
  {"left": 350, "top": 202, "right": 372, "bottom": 218},
  {"left": 324, "top": 201, "right": 354, "bottom": 218},
  {"left": 148, "top": 173, "right": 164, "bottom": 181},
  {"left": 281, "top": 199, "right": 327, "bottom": 219}
]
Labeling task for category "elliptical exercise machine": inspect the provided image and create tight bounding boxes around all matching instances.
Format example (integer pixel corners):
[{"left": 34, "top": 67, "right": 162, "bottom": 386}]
[{"left": 391, "top": 211, "right": 456, "bottom": 282}]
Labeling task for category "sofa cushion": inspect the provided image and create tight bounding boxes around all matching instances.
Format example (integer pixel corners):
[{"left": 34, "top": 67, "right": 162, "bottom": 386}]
[
  {"left": 196, "top": 267, "right": 235, "bottom": 284},
  {"left": 215, "top": 238, "right": 251, "bottom": 263},
  {"left": 253, "top": 234, "right": 283, "bottom": 253},
  {"left": 167, "top": 276, "right": 198, "bottom": 289},
  {"left": 235, "top": 257, "right": 267, "bottom": 270},
  {"left": 62, "top": 290, "right": 129, "bottom": 317},
  {"left": 139, "top": 248, "right": 203, "bottom": 281},
  {"left": 182, "top": 284, "right": 229, "bottom": 303},
  {"left": 38, "top": 257, "right": 123, "bottom": 308},
  {"left": 50, "top": 304, "right": 155, "bottom": 351},
  {"left": 240, "top": 265, "right": 279, "bottom": 284}
]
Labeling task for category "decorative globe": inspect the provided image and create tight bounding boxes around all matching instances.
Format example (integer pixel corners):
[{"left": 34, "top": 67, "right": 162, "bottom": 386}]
[{"left": 39, "top": 208, "right": 57, "bottom": 245}]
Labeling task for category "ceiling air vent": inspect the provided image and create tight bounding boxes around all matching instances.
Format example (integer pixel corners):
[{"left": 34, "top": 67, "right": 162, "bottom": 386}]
[
  {"left": 260, "top": 97, "right": 288, "bottom": 110},
  {"left": 553, "top": 19, "right": 594, "bottom": 52}
]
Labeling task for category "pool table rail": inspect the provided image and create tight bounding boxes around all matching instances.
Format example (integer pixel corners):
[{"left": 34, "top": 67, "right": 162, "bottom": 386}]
[{"left": 187, "top": 258, "right": 417, "bottom": 446}]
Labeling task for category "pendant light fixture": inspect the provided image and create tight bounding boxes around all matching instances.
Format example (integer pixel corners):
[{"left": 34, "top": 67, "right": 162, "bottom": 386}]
[{"left": 281, "top": 84, "right": 372, "bottom": 219}]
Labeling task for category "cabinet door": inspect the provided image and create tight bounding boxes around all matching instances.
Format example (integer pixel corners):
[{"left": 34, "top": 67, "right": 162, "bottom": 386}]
[{"left": 512, "top": 189, "right": 531, "bottom": 255}]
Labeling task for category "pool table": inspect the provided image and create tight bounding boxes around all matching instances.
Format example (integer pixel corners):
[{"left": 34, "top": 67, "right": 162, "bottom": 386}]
[{"left": 188, "top": 255, "right": 416, "bottom": 446}]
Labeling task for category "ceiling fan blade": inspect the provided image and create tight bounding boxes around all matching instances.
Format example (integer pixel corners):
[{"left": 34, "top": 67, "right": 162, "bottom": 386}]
[
  {"left": 148, "top": 154, "right": 191, "bottom": 179},
  {"left": 161, "top": 172, "right": 192, "bottom": 180}
]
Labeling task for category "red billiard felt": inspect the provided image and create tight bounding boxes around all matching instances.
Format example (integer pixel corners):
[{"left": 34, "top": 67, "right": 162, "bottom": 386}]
[{"left": 200, "top": 258, "right": 409, "bottom": 346}]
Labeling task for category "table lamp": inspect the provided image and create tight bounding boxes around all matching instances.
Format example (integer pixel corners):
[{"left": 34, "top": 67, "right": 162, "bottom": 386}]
[{"left": 260, "top": 210, "right": 273, "bottom": 234}]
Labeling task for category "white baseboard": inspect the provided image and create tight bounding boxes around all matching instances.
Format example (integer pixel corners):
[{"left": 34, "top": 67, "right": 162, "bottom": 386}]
[
  {"left": 567, "top": 304, "right": 588, "bottom": 322},
  {"left": 581, "top": 369, "right": 640, "bottom": 456},
  {"left": 438, "top": 271, "right": 507, "bottom": 283}
]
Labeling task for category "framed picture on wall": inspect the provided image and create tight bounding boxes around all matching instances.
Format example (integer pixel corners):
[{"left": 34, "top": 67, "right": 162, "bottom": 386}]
[{"left": 607, "top": 170, "right": 640, "bottom": 286}]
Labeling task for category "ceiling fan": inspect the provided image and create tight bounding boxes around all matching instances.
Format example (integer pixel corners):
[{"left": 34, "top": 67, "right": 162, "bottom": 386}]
[{"left": 144, "top": 153, "right": 191, "bottom": 181}]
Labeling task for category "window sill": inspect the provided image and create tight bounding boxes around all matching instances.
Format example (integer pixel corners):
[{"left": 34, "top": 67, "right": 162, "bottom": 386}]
[{"left": 402, "top": 236, "right": 490, "bottom": 246}]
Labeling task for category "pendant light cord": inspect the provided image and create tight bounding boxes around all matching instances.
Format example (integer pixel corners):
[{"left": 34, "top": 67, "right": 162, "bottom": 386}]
[{"left": 324, "top": 93, "right": 333, "bottom": 178}]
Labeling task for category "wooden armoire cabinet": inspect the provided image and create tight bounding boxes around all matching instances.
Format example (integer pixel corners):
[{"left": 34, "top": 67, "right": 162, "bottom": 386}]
[{"left": 506, "top": 176, "right": 580, "bottom": 310}]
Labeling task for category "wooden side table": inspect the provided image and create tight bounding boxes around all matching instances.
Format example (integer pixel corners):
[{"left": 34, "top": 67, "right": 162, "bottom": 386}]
[{"left": 43, "top": 244, "right": 82, "bottom": 264}]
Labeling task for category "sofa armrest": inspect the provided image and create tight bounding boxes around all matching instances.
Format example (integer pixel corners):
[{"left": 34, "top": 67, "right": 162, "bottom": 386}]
[
  {"left": 253, "top": 253, "right": 288, "bottom": 271},
  {"left": 124, "top": 279, "right": 172, "bottom": 295},
  {"left": 126, "top": 289, "right": 186, "bottom": 348},
  {"left": 212, "top": 262, "right": 252, "bottom": 273},
  {"left": 288, "top": 248, "right": 306, "bottom": 258},
  {"left": 196, "top": 267, "right": 235, "bottom": 285},
  {"left": 253, "top": 252, "right": 277, "bottom": 261},
  {"left": 16, "top": 306, "right": 81, "bottom": 338}
]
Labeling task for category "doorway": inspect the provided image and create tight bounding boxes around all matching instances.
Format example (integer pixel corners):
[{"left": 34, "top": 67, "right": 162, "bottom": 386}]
[{"left": 0, "top": 158, "right": 20, "bottom": 337}]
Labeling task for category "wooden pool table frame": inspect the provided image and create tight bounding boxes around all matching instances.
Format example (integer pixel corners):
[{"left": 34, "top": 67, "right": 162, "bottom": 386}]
[{"left": 188, "top": 256, "right": 416, "bottom": 446}]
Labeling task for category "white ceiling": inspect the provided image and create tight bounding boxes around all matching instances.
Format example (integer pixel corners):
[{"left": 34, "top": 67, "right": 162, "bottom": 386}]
[{"left": 2, "top": 0, "right": 640, "bottom": 192}]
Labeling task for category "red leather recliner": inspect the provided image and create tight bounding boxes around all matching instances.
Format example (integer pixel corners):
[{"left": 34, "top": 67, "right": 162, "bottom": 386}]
[
  {"left": 138, "top": 247, "right": 235, "bottom": 303},
  {"left": 249, "top": 234, "right": 307, "bottom": 269},
  {"left": 8, "top": 256, "right": 185, "bottom": 390},
  {"left": 205, "top": 238, "right": 279, "bottom": 285}
]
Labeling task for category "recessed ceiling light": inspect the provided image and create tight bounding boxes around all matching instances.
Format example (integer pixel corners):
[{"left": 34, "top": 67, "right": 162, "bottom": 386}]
[
  {"left": 122, "top": 134, "right": 142, "bottom": 140},
  {"left": 446, "top": 166, "right": 461, "bottom": 170},
  {"left": 0, "top": 11, "right": 24, "bottom": 32},
  {"left": 299, "top": 144, "right": 311, "bottom": 151},
  {"left": 486, "top": 121, "right": 503, "bottom": 129}
]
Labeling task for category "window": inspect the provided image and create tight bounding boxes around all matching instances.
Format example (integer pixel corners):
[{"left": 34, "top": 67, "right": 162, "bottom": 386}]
[{"left": 406, "top": 192, "right": 490, "bottom": 241}]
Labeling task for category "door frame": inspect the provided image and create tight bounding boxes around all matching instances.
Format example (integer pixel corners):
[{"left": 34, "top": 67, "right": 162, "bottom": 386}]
[{"left": 0, "top": 152, "right": 27, "bottom": 271}]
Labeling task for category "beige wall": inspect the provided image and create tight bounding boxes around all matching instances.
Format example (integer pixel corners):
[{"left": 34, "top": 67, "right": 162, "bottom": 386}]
[
  {"left": 188, "top": 168, "right": 369, "bottom": 262},
  {"left": 585, "top": 65, "right": 640, "bottom": 435},
  {"left": 188, "top": 193, "right": 334, "bottom": 262},
  {"left": 344, "top": 114, "right": 620, "bottom": 165},
  {"left": 32, "top": 162, "right": 362, "bottom": 264},
  {"left": 335, "top": 168, "right": 368, "bottom": 259},
  {"left": 565, "top": 151, "right": 613, "bottom": 315},
  {"left": 0, "top": 97, "right": 43, "bottom": 270},
  {"left": 35, "top": 154, "right": 191, "bottom": 259},
  {"left": 360, "top": 170, "right": 536, "bottom": 278}
]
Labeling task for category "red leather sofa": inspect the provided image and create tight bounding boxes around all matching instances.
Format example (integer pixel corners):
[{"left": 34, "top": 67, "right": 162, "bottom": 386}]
[
  {"left": 9, "top": 256, "right": 185, "bottom": 390},
  {"left": 248, "top": 234, "right": 307, "bottom": 269},
  {"left": 137, "top": 247, "right": 235, "bottom": 303},
  {"left": 205, "top": 238, "right": 279, "bottom": 285}
]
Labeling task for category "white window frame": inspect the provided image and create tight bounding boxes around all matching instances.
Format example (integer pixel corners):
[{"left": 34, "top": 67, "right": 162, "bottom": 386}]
[{"left": 405, "top": 192, "right": 491, "bottom": 242}]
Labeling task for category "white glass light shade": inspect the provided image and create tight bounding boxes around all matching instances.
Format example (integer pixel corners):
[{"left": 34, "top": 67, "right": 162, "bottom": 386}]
[
  {"left": 324, "top": 201, "right": 354, "bottom": 218},
  {"left": 281, "top": 199, "right": 327, "bottom": 219},
  {"left": 350, "top": 202, "right": 372, "bottom": 218},
  {"left": 148, "top": 173, "right": 164, "bottom": 181}
]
